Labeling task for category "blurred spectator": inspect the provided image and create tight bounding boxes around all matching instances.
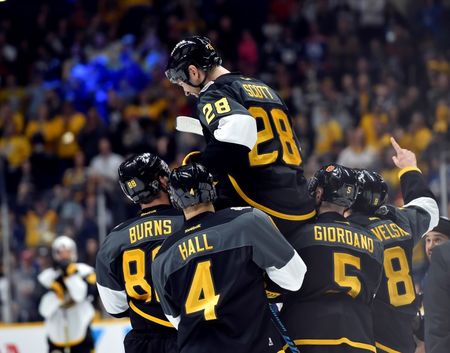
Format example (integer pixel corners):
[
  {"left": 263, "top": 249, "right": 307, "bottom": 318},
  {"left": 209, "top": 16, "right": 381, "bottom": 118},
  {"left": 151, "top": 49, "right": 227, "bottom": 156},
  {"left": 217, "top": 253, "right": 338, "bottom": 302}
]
[
  {"left": 89, "top": 137, "right": 124, "bottom": 185},
  {"left": 337, "top": 128, "right": 378, "bottom": 169},
  {"left": 0, "top": 122, "right": 31, "bottom": 193},
  {"left": 53, "top": 102, "right": 86, "bottom": 164},
  {"left": 351, "top": 0, "right": 386, "bottom": 43},
  {"left": 82, "top": 238, "right": 99, "bottom": 268},
  {"left": 63, "top": 152, "right": 89, "bottom": 203},
  {"left": 359, "top": 101, "right": 389, "bottom": 149},
  {"left": 237, "top": 30, "right": 259, "bottom": 75},
  {"left": 313, "top": 104, "right": 343, "bottom": 161},
  {"left": 400, "top": 112, "right": 432, "bottom": 155},
  {"left": 329, "top": 13, "right": 359, "bottom": 76},
  {"left": 11, "top": 249, "right": 41, "bottom": 322},
  {"left": 51, "top": 185, "right": 84, "bottom": 234},
  {"left": 23, "top": 199, "right": 57, "bottom": 248}
]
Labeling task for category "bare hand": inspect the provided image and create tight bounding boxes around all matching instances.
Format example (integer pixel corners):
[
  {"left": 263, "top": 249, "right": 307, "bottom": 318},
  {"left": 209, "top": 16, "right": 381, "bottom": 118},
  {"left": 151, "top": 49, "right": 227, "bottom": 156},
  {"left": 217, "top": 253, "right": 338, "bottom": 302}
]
[
  {"left": 414, "top": 340, "right": 425, "bottom": 353},
  {"left": 391, "top": 137, "right": 417, "bottom": 169}
]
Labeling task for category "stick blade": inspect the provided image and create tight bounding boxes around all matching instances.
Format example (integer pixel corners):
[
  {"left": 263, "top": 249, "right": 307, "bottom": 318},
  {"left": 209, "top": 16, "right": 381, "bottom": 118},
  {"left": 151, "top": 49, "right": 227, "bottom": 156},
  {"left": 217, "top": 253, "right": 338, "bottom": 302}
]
[{"left": 176, "top": 116, "right": 204, "bottom": 136}]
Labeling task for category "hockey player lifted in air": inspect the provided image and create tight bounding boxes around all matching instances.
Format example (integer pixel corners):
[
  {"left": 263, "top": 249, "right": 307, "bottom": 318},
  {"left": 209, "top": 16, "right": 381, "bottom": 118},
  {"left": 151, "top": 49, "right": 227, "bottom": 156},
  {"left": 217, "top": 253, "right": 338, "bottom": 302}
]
[{"left": 166, "top": 36, "right": 316, "bottom": 238}]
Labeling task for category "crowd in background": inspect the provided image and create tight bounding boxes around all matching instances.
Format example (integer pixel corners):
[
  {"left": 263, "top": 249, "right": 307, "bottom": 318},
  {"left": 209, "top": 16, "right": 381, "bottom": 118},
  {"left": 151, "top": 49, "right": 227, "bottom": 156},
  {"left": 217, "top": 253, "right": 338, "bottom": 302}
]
[{"left": 0, "top": 0, "right": 450, "bottom": 322}]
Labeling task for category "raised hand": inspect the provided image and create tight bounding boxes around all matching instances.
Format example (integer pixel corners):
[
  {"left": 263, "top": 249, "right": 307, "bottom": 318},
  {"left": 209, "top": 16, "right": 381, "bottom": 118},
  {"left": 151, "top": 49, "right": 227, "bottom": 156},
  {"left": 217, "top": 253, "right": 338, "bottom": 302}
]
[{"left": 391, "top": 137, "right": 417, "bottom": 169}]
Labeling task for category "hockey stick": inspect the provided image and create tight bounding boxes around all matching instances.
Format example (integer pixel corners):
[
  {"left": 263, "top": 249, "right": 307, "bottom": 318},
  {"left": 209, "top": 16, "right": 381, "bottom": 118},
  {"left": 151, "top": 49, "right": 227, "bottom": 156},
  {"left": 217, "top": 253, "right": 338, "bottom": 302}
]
[
  {"left": 176, "top": 116, "right": 204, "bottom": 136},
  {"left": 63, "top": 308, "right": 70, "bottom": 353},
  {"left": 269, "top": 303, "right": 300, "bottom": 353}
]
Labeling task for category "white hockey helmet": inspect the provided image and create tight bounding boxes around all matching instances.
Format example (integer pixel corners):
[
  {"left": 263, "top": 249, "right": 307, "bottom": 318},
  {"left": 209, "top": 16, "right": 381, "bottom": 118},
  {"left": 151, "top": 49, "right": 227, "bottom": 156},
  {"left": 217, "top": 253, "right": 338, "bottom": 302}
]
[{"left": 52, "top": 235, "right": 78, "bottom": 262}]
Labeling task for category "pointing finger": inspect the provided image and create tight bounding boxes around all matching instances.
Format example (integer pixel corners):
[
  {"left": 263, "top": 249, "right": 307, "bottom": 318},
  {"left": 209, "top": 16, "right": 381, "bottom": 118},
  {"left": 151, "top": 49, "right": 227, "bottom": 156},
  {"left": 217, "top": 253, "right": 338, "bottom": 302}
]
[{"left": 390, "top": 137, "right": 402, "bottom": 153}]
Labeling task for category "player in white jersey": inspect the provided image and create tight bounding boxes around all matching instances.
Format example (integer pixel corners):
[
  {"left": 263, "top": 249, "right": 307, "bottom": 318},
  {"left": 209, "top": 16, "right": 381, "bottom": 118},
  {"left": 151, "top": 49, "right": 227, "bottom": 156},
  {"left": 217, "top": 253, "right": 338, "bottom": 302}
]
[{"left": 38, "top": 236, "right": 97, "bottom": 353}]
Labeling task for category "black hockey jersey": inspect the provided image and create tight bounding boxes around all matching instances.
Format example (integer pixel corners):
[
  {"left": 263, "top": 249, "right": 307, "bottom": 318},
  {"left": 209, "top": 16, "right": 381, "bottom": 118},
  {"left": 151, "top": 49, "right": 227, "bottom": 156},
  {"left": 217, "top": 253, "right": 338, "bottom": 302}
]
[
  {"left": 196, "top": 73, "right": 316, "bottom": 232},
  {"left": 349, "top": 168, "right": 439, "bottom": 353},
  {"left": 152, "top": 207, "right": 306, "bottom": 353},
  {"left": 280, "top": 212, "right": 384, "bottom": 352},
  {"left": 96, "top": 205, "right": 184, "bottom": 333}
]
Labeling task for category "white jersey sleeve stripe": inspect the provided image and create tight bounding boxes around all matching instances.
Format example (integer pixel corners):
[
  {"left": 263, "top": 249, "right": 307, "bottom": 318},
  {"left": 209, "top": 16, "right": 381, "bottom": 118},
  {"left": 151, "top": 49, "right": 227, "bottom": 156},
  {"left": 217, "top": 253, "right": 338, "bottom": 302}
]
[
  {"left": 265, "top": 251, "right": 307, "bottom": 291},
  {"left": 96, "top": 282, "right": 129, "bottom": 315},
  {"left": 213, "top": 114, "right": 257, "bottom": 150},
  {"left": 404, "top": 196, "right": 439, "bottom": 235},
  {"left": 39, "top": 292, "right": 62, "bottom": 318}
]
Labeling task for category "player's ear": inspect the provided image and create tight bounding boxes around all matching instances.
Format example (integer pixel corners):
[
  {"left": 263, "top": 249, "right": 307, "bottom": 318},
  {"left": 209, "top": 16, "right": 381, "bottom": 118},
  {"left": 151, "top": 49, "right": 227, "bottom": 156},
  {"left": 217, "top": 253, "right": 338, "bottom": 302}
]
[
  {"left": 188, "top": 65, "right": 200, "bottom": 81},
  {"left": 315, "top": 187, "right": 324, "bottom": 204}
]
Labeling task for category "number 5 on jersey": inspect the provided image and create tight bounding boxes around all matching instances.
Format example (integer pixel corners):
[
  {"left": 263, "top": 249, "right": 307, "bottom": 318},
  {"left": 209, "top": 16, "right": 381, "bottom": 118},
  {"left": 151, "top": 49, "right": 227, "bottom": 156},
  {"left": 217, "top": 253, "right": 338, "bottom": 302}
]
[
  {"left": 334, "top": 252, "right": 361, "bottom": 298},
  {"left": 185, "top": 260, "right": 220, "bottom": 320}
]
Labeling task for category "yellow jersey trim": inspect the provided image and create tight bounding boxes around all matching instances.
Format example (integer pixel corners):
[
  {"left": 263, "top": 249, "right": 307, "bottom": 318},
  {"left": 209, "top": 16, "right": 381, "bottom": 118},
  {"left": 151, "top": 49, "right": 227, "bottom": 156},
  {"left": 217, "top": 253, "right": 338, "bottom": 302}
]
[
  {"left": 182, "top": 151, "right": 201, "bottom": 166},
  {"left": 398, "top": 166, "right": 421, "bottom": 179},
  {"left": 86, "top": 273, "right": 97, "bottom": 285},
  {"left": 228, "top": 175, "right": 316, "bottom": 221},
  {"left": 283, "top": 337, "right": 376, "bottom": 352},
  {"left": 375, "top": 342, "right": 401, "bottom": 353},
  {"left": 140, "top": 210, "right": 157, "bottom": 217},
  {"left": 66, "top": 263, "right": 78, "bottom": 276},
  {"left": 129, "top": 301, "right": 174, "bottom": 328},
  {"left": 0, "top": 318, "right": 130, "bottom": 328},
  {"left": 51, "top": 335, "right": 86, "bottom": 347},
  {"left": 50, "top": 281, "right": 65, "bottom": 300}
]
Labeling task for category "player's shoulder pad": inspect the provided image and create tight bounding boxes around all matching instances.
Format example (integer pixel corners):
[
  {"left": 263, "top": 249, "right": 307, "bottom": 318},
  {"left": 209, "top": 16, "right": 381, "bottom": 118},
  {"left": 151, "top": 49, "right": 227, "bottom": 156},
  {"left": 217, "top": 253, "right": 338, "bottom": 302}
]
[
  {"left": 247, "top": 207, "right": 279, "bottom": 229},
  {"left": 198, "top": 81, "right": 224, "bottom": 98},
  {"left": 207, "top": 206, "right": 253, "bottom": 225},
  {"left": 347, "top": 218, "right": 378, "bottom": 236},
  {"left": 250, "top": 207, "right": 271, "bottom": 219},
  {"left": 230, "top": 206, "right": 254, "bottom": 214},
  {"left": 109, "top": 215, "right": 140, "bottom": 233},
  {"left": 375, "top": 205, "right": 399, "bottom": 222},
  {"left": 349, "top": 213, "right": 384, "bottom": 228},
  {"left": 75, "top": 263, "right": 94, "bottom": 277},
  {"left": 38, "top": 268, "right": 60, "bottom": 288}
]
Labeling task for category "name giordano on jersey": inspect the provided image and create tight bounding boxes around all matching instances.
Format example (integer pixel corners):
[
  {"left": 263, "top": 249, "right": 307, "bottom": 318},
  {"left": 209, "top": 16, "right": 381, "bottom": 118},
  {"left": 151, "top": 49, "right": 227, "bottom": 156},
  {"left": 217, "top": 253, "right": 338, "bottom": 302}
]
[{"left": 314, "top": 225, "right": 375, "bottom": 253}]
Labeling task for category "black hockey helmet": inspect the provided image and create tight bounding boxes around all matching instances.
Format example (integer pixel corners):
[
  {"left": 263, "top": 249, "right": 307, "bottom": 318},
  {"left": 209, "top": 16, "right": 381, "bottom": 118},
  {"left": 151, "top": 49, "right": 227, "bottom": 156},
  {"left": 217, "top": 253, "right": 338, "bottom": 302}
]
[
  {"left": 168, "top": 163, "right": 217, "bottom": 209},
  {"left": 352, "top": 169, "right": 388, "bottom": 213},
  {"left": 165, "top": 36, "right": 222, "bottom": 85},
  {"left": 118, "top": 153, "right": 170, "bottom": 204},
  {"left": 308, "top": 164, "right": 359, "bottom": 208}
]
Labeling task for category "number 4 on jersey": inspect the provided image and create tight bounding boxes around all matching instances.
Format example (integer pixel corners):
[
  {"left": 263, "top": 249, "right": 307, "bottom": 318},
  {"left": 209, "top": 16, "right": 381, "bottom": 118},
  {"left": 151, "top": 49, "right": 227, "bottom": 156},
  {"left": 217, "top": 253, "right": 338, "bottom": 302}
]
[{"left": 185, "top": 260, "right": 220, "bottom": 320}]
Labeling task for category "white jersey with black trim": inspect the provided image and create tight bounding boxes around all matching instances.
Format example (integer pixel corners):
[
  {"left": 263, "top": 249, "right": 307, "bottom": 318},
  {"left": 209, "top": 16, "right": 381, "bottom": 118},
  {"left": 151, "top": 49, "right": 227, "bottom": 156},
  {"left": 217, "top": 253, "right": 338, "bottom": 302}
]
[{"left": 38, "top": 263, "right": 96, "bottom": 346}]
